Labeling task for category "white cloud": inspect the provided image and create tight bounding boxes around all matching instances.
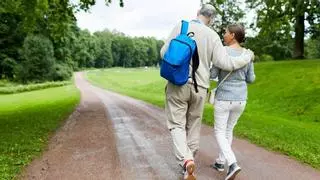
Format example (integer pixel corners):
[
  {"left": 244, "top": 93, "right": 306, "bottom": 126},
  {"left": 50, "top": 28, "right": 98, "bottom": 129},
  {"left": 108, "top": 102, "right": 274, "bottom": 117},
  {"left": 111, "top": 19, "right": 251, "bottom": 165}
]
[{"left": 75, "top": 0, "right": 202, "bottom": 39}]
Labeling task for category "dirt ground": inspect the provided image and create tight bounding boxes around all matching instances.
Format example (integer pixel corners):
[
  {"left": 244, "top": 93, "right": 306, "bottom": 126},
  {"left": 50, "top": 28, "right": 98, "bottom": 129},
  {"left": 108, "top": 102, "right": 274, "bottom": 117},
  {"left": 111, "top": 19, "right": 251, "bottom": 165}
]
[{"left": 20, "top": 73, "right": 320, "bottom": 180}]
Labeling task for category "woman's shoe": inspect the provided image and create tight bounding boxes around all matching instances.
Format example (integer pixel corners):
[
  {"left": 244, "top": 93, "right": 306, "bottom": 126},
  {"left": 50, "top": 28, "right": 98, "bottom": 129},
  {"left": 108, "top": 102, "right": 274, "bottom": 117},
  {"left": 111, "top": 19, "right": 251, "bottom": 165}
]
[
  {"left": 225, "top": 163, "right": 241, "bottom": 180},
  {"left": 211, "top": 162, "right": 225, "bottom": 172}
]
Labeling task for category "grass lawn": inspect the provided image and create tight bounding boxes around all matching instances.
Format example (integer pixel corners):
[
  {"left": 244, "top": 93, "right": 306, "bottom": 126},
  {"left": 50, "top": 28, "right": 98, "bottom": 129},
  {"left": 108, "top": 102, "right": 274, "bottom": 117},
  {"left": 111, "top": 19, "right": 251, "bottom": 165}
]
[
  {"left": 86, "top": 60, "right": 320, "bottom": 169},
  {"left": 0, "top": 85, "right": 80, "bottom": 179}
]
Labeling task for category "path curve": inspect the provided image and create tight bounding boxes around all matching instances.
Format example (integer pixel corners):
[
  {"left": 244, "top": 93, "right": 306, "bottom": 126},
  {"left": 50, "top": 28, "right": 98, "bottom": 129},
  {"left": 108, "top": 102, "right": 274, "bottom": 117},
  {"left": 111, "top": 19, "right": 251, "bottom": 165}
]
[{"left": 21, "top": 72, "right": 320, "bottom": 180}]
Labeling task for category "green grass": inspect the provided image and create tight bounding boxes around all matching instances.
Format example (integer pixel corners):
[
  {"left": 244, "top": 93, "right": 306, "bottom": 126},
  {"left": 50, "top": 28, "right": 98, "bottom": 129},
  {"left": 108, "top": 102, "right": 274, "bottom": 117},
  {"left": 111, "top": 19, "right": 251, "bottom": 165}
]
[
  {"left": 0, "top": 81, "right": 71, "bottom": 94},
  {"left": 86, "top": 60, "right": 320, "bottom": 169},
  {"left": 0, "top": 85, "right": 80, "bottom": 179},
  {"left": 86, "top": 68, "right": 167, "bottom": 107}
]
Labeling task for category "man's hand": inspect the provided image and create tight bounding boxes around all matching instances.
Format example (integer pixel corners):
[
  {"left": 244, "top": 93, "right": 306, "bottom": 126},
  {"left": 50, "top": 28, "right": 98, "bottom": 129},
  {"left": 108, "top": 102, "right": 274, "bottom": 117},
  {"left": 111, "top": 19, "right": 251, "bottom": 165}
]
[{"left": 244, "top": 48, "right": 255, "bottom": 62}]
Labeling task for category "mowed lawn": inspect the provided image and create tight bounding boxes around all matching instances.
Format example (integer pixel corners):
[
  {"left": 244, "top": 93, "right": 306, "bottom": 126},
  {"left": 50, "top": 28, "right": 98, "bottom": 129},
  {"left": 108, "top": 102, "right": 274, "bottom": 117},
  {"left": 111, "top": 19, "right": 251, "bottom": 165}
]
[
  {"left": 0, "top": 85, "right": 80, "bottom": 179},
  {"left": 86, "top": 60, "right": 320, "bottom": 169}
]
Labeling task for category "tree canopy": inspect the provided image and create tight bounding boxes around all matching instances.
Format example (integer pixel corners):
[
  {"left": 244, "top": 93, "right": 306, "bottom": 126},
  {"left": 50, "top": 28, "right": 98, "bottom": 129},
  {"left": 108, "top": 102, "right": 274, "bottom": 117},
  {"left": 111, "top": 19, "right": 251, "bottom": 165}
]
[{"left": 1, "top": 0, "right": 319, "bottom": 82}]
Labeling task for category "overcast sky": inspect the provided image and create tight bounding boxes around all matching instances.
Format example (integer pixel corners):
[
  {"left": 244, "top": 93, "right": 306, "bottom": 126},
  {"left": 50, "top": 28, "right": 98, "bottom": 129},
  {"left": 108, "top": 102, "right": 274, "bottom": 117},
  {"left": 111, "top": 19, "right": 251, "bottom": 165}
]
[{"left": 75, "top": 0, "right": 254, "bottom": 39}]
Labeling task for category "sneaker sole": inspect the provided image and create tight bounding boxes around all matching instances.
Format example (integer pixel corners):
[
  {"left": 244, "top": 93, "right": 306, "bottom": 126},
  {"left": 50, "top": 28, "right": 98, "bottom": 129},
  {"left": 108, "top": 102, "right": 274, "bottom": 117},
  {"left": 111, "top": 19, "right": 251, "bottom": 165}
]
[
  {"left": 215, "top": 167, "right": 225, "bottom": 172},
  {"left": 185, "top": 163, "right": 196, "bottom": 180},
  {"left": 210, "top": 164, "right": 224, "bottom": 172},
  {"left": 225, "top": 168, "right": 241, "bottom": 180}
]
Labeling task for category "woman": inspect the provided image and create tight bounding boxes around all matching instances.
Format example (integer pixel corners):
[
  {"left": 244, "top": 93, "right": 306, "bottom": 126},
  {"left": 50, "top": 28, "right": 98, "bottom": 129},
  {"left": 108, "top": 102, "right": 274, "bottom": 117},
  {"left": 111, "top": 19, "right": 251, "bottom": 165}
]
[{"left": 210, "top": 24, "right": 255, "bottom": 180}]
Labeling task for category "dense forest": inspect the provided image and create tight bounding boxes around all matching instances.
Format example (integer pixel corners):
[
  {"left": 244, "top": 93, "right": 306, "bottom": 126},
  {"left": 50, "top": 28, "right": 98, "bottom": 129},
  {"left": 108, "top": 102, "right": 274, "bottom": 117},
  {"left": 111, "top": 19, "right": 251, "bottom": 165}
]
[{"left": 1, "top": 0, "right": 319, "bottom": 83}]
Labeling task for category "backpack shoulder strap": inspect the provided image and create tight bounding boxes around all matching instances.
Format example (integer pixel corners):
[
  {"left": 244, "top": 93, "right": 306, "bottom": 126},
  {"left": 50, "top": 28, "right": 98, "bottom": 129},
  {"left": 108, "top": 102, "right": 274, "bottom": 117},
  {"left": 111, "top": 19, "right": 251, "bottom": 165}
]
[
  {"left": 181, "top": 20, "right": 199, "bottom": 93},
  {"left": 180, "top": 20, "right": 189, "bottom": 35},
  {"left": 192, "top": 46, "right": 200, "bottom": 93}
]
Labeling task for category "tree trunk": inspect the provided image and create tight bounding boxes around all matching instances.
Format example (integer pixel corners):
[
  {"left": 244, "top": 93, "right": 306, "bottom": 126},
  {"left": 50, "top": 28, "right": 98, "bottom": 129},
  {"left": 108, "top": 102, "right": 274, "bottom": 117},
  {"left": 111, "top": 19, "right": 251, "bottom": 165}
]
[{"left": 293, "top": 7, "right": 305, "bottom": 59}]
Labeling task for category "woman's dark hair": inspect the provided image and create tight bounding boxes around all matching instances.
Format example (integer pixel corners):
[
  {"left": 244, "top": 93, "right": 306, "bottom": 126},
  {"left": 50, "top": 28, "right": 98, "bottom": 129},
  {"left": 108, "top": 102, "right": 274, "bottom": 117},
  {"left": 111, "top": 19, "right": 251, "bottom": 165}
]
[{"left": 227, "top": 24, "right": 245, "bottom": 43}]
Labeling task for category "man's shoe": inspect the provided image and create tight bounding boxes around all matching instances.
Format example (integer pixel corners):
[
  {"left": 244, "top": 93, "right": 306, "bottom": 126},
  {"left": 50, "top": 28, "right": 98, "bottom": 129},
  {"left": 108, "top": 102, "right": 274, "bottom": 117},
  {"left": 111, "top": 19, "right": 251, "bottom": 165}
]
[
  {"left": 183, "top": 160, "right": 196, "bottom": 180},
  {"left": 225, "top": 163, "right": 241, "bottom": 180},
  {"left": 210, "top": 162, "right": 225, "bottom": 172}
]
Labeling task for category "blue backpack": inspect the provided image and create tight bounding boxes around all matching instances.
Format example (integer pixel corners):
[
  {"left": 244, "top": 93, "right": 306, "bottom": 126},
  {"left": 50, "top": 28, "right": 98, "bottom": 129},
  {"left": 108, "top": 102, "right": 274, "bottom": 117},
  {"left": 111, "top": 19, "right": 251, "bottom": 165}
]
[{"left": 160, "top": 20, "right": 200, "bottom": 92}]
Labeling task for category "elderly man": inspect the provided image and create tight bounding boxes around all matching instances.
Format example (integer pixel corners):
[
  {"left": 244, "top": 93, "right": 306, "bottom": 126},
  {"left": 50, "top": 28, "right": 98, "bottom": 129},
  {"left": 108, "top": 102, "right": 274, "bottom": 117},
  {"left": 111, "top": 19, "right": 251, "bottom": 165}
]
[{"left": 160, "top": 4, "right": 254, "bottom": 180}]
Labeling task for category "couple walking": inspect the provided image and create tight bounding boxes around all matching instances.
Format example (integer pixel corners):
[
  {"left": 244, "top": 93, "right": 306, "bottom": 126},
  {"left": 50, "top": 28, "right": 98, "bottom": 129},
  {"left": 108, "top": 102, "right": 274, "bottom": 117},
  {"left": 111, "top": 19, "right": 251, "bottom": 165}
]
[{"left": 160, "top": 4, "right": 256, "bottom": 180}]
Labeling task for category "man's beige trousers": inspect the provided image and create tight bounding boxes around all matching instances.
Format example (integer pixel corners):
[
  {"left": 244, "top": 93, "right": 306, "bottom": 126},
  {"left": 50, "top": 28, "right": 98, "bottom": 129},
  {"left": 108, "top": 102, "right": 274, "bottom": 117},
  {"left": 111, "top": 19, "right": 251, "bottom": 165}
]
[{"left": 165, "top": 82, "right": 207, "bottom": 167}]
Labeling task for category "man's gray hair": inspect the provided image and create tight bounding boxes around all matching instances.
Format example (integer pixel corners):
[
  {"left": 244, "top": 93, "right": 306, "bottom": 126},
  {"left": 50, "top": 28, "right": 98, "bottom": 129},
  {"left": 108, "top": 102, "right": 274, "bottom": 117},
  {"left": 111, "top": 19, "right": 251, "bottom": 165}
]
[{"left": 199, "top": 4, "right": 216, "bottom": 19}]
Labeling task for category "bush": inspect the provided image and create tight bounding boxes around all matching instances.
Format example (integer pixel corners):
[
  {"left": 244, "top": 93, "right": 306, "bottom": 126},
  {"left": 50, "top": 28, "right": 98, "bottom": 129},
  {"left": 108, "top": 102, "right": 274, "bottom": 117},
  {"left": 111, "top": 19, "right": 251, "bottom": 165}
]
[
  {"left": 0, "top": 80, "right": 16, "bottom": 87},
  {"left": 259, "top": 54, "right": 274, "bottom": 62},
  {"left": 50, "top": 63, "right": 73, "bottom": 81},
  {"left": 306, "top": 38, "right": 320, "bottom": 59},
  {"left": 1, "top": 56, "right": 17, "bottom": 80},
  {"left": 253, "top": 55, "right": 260, "bottom": 62},
  {"left": 245, "top": 37, "right": 293, "bottom": 60},
  {"left": 0, "top": 81, "right": 71, "bottom": 94},
  {"left": 262, "top": 42, "right": 292, "bottom": 60},
  {"left": 16, "top": 35, "right": 55, "bottom": 83}
]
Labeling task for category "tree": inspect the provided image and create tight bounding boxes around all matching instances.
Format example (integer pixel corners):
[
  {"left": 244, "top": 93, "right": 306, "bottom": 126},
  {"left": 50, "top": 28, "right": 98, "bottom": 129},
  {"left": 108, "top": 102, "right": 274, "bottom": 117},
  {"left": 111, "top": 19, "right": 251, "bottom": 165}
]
[
  {"left": 246, "top": 0, "right": 320, "bottom": 59},
  {"left": 156, "top": 40, "right": 164, "bottom": 65},
  {"left": 72, "top": 30, "right": 101, "bottom": 68},
  {"left": 17, "top": 35, "right": 55, "bottom": 83},
  {"left": 209, "top": 0, "right": 245, "bottom": 39},
  {"left": 0, "top": 13, "right": 25, "bottom": 79},
  {"left": 132, "top": 38, "right": 149, "bottom": 67},
  {"left": 0, "top": 0, "right": 124, "bottom": 34},
  {"left": 121, "top": 36, "right": 135, "bottom": 67},
  {"left": 0, "top": 0, "right": 126, "bottom": 81},
  {"left": 145, "top": 37, "right": 158, "bottom": 66},
  {"left": 111, "top": 35, "right": 122, "bottom": 67},
  {"left": 94, "top": 30, "right": 114, "bottom": 68},
  {"left": 111, "top": 35, "right": 135, "bottom": 67},
  {"left": 78, "top": 0, "right": 124, "bottom": 11}
]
